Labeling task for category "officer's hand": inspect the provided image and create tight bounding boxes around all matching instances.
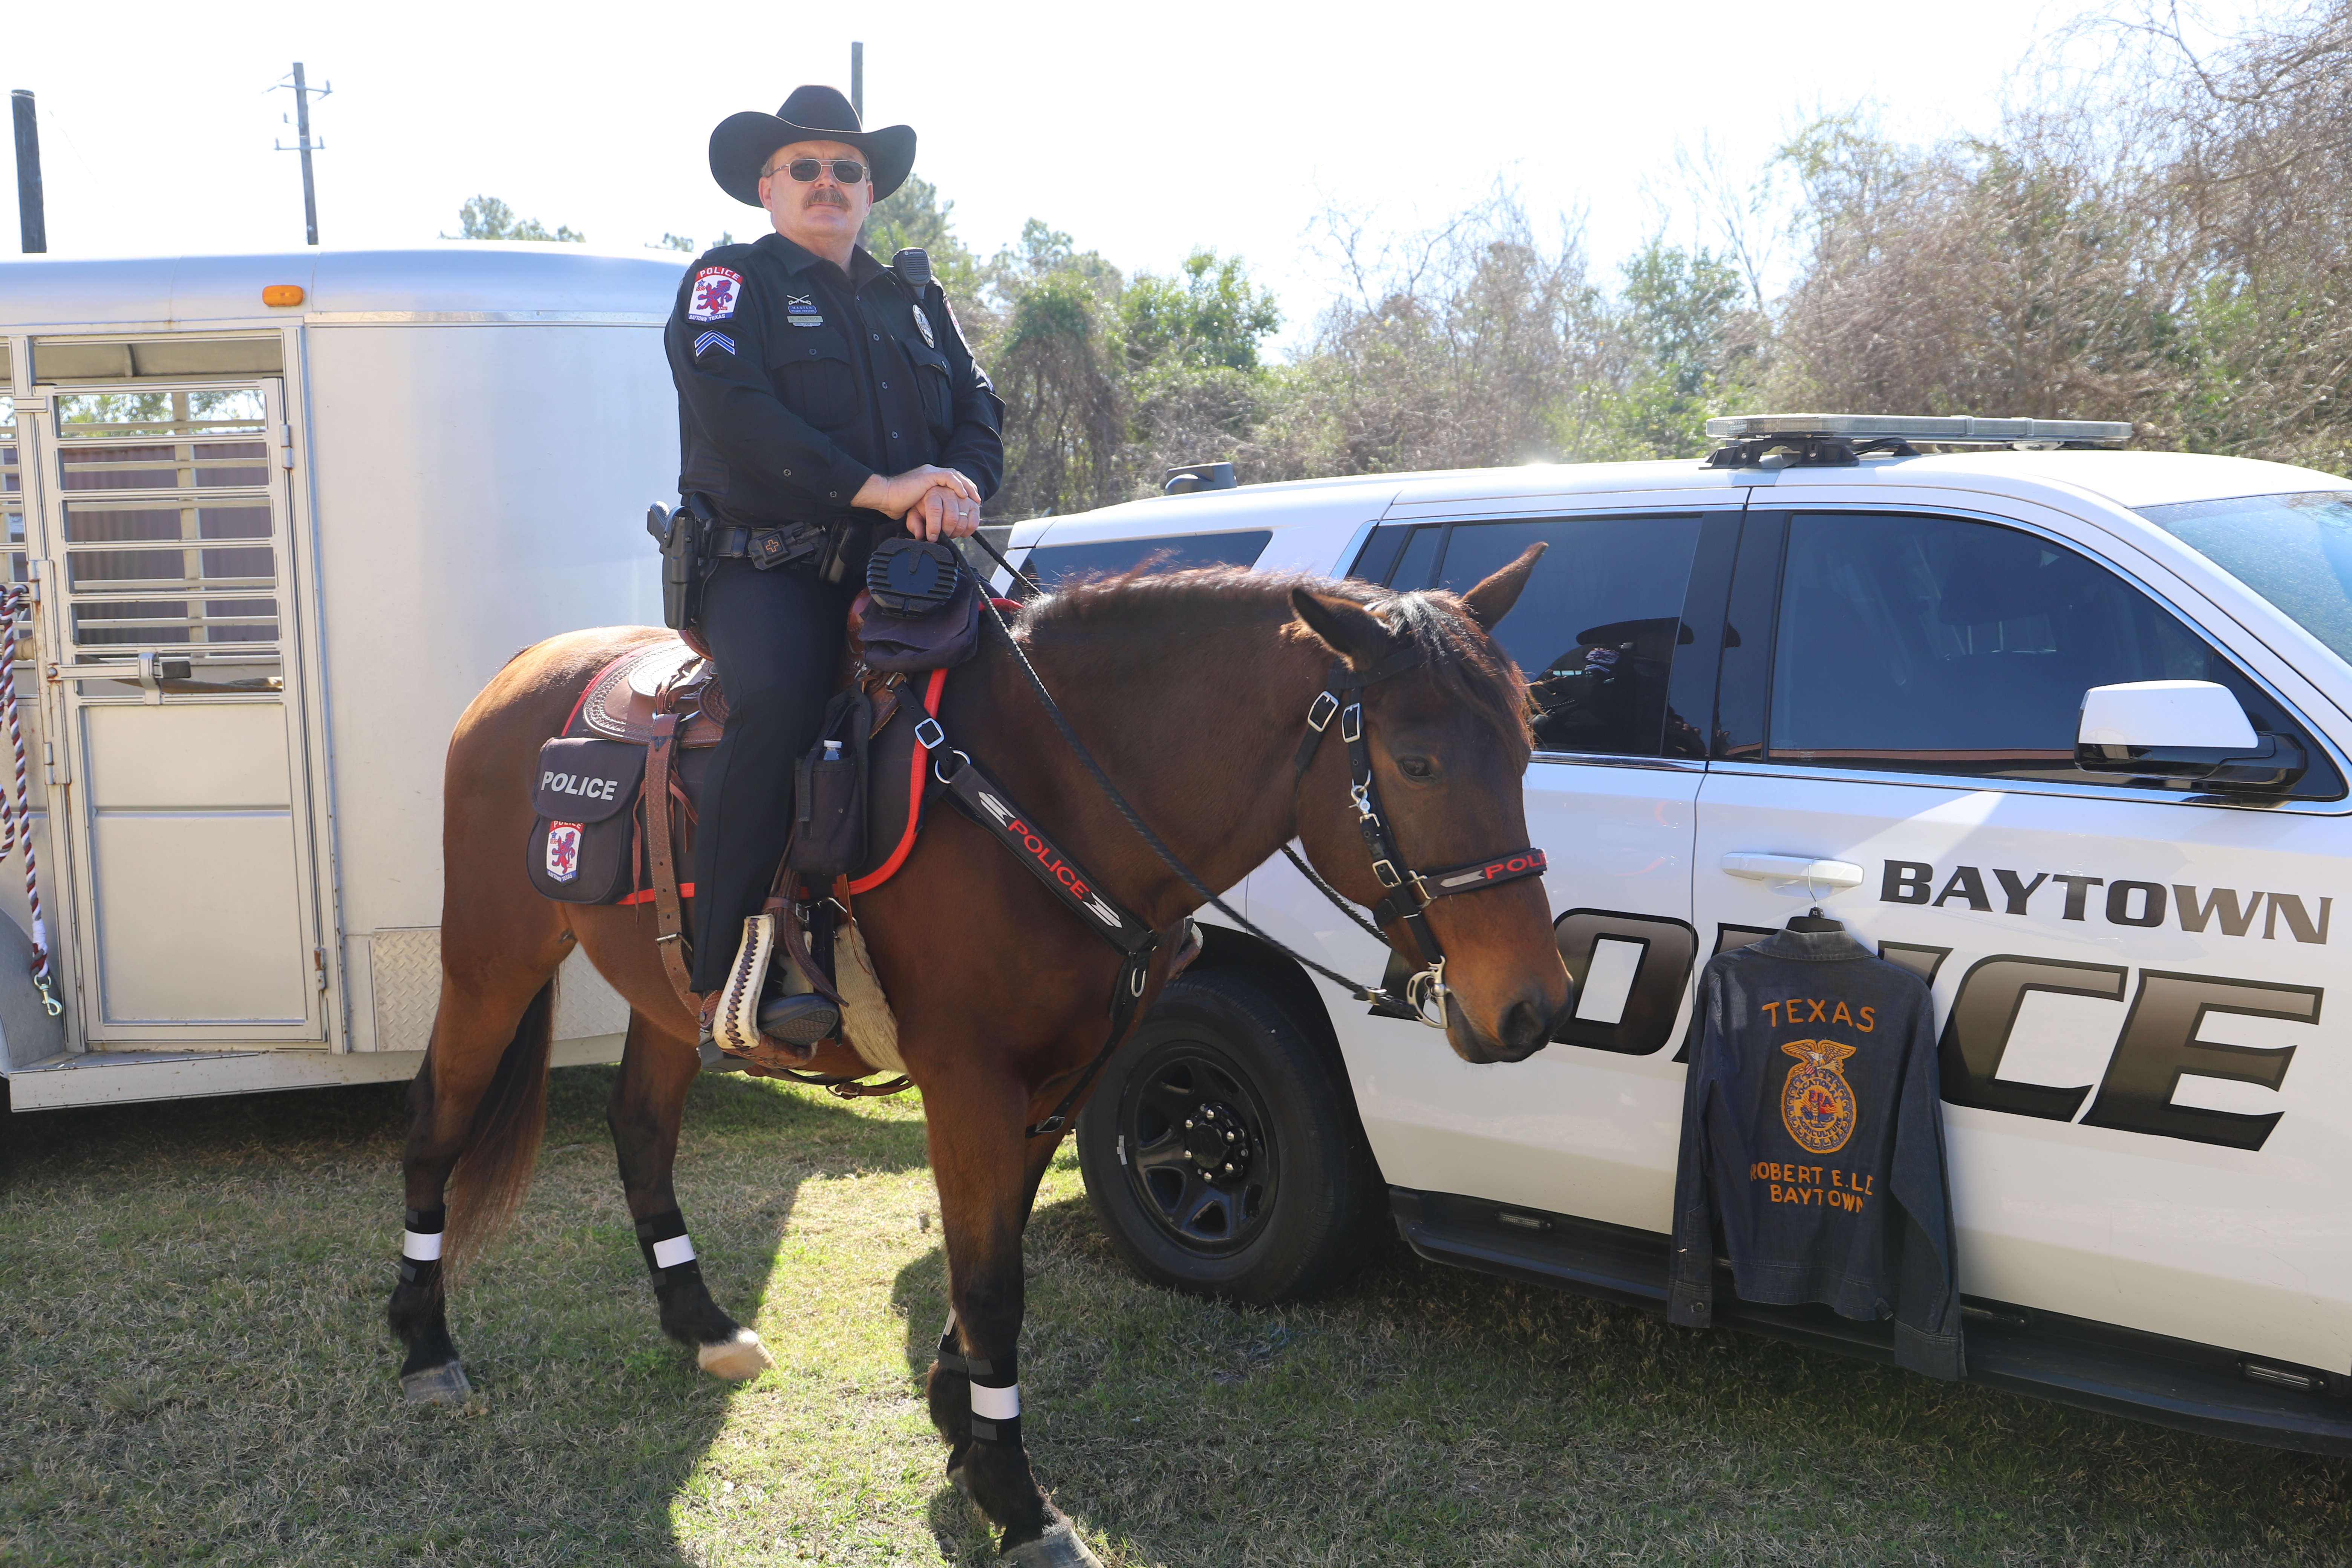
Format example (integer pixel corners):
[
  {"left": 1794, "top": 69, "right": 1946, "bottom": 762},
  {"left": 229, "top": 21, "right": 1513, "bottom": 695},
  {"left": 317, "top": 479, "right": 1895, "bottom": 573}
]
[
  {"left": 910, "top": 484, "right": 981, "bottom": 541},
  {"left": 854, "top": 465, "right": 979, "bottom": 520}
]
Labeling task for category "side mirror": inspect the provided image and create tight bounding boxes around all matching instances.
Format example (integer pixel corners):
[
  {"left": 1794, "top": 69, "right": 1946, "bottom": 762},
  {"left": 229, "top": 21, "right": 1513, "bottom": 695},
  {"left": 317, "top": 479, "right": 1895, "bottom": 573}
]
[{"left": 2075, "top": 681, "right": 2304, "bottom": 790}]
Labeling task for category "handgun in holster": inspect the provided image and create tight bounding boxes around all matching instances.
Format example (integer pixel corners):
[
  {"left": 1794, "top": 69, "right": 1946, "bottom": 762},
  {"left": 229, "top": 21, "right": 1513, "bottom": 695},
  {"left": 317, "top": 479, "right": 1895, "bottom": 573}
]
[{"left": 646, "top": 495, "right": 713, "bottom": 631}]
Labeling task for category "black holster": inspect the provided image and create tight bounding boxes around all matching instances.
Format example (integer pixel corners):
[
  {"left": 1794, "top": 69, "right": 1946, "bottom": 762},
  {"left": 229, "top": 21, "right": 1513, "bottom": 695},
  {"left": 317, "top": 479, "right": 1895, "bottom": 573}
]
[{"left": 647, "top": 495, "right": 712, "bottom": 630}]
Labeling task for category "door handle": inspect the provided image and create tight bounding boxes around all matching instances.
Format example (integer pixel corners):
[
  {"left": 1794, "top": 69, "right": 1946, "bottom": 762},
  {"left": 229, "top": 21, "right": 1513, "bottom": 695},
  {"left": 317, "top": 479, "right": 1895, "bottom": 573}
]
[{"left": 1721, "top": 853, "right": 1865, "bottom": 888}]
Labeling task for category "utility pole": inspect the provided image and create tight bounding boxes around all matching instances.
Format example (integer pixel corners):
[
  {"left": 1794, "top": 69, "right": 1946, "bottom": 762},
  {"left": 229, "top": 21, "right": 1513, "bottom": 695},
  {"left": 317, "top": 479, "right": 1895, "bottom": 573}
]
[
  {"left": 851, "top": 42, "right": 863, "bottom": 122},
  {"left": 10, "top": 90, "right": 42, "bottom": 254},
  {"left": 272, "top": 63, "right": 331, "bottom": 246}
]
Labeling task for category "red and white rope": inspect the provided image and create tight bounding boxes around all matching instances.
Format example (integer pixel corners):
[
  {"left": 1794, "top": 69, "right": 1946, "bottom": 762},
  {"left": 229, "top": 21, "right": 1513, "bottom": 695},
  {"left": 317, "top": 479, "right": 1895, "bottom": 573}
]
[{"left": 0, "top": 585, "right": 59, "bottom": 1013}]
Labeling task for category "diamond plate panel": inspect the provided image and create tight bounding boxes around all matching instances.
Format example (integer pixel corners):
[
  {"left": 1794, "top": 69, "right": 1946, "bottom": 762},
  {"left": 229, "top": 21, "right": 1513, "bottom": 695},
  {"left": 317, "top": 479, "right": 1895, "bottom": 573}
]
[{"left": 369, "top": 927, "right": 441, "bottom": 1054}]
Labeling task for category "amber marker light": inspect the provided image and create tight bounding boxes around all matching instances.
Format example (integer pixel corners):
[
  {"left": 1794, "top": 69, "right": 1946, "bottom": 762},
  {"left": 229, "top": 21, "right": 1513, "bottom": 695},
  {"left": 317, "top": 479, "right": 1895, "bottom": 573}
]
[{"left": 262, "top": 284, "right": 305, "bottom": 307}]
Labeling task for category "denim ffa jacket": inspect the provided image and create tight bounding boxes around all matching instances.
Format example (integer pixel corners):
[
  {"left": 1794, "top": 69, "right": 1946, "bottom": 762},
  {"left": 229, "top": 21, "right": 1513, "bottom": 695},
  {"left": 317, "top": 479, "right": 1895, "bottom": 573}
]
[
  {"left": 665, "top": 232, "right": 1005, "bottom": 531},
  {"left": 1667, "top": 925, "right": 1965, "bottom": 1380}
]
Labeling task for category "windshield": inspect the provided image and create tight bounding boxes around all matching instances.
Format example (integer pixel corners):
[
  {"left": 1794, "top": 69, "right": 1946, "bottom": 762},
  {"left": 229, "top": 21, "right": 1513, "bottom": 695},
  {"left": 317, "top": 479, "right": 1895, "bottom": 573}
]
[{"left": 2137, "top": 490, "right": 2352, "bottom": 667}]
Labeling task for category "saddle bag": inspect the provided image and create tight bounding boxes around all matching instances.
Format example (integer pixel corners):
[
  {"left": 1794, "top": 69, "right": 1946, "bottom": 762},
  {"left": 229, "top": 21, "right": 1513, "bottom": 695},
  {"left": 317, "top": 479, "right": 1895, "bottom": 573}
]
[
  {"left": 788, "top": 685, "right": 872, "bottom": 878},
  {"left": 527, "top": 737, "right": 648, "bottom": 903}
]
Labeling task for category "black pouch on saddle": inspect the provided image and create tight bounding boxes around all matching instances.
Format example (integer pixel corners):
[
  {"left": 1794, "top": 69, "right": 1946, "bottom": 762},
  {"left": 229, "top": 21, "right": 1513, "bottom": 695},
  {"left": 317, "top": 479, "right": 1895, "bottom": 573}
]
[
  {"left": 861, "top": 538, "right": 979, "bottom": 673},
  {"left": 787, "top": 685, "right": 872, "bottom": 878},
  {"left": 527, "top": 737, "right": 647, "bottom": 903}
]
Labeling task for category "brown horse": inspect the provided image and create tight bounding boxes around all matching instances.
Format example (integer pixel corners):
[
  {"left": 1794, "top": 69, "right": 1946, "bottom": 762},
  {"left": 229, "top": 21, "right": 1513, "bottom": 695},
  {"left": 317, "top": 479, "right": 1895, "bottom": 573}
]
[{"left": 387, "top": 550, "right": 1571, "bottom": 1564}]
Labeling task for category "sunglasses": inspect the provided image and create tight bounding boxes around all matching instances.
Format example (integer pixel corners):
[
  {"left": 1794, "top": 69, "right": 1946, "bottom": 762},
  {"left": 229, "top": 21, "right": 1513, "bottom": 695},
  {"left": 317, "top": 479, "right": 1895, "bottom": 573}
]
[{"left": 767, "top": 157, "right": 868, "bottom": 185}]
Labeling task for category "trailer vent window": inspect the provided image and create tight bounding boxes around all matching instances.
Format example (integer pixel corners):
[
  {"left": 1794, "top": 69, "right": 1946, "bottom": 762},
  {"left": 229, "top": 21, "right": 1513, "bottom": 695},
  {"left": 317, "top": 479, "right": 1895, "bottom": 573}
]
[{"left": 44, "top": 382, "right": 289, "bottom": 696}]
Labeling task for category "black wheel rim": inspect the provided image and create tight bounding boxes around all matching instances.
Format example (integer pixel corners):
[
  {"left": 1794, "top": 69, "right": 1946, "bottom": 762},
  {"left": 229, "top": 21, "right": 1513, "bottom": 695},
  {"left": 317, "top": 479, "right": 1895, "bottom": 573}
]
[{"left": 1115, "top": 1032, "right": 1281, "bottom": 1254}]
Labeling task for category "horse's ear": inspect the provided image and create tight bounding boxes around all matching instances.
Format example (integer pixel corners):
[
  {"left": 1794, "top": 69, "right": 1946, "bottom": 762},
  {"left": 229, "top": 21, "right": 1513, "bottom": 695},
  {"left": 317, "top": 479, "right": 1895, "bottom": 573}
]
[
  {"left": 1289, "top": 587, "right": 1395, "bottom": 670},
  {"left": 1460, "top": 542, "right": 1547, "bottom": 632}
]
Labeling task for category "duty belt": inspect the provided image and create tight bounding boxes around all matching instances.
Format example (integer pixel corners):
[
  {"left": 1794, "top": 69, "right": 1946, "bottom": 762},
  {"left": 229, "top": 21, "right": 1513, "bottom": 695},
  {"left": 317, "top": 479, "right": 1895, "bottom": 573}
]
[{"left": 705, "top": 519, "right": 830, "bottom": 571}]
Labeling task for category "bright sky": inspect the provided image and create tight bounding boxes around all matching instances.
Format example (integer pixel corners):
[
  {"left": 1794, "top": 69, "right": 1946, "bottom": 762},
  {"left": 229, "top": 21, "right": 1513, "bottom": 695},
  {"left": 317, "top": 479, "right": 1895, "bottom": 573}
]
[{"left": 8, "top": 0, "right": 2266, "bottom": 353}]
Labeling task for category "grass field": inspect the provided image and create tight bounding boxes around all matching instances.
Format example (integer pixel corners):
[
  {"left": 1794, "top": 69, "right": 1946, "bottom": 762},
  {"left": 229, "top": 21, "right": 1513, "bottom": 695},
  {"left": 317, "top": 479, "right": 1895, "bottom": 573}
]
[{"left": 5, "top": 1066, "right": 2351, "bottom": 1566}]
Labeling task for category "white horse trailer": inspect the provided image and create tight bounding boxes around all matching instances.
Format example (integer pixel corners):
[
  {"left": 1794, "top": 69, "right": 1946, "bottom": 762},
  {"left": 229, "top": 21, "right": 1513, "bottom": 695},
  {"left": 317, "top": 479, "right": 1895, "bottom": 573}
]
[{"left": 0, "top": 246, "right": 682, "bottom": 1110}]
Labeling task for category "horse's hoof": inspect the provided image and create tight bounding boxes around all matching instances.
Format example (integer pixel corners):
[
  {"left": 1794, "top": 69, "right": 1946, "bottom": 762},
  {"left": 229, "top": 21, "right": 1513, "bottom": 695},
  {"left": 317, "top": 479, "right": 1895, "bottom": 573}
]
[
  {"left": 400, "top": 1362, "right": 472, "bottom": 1404},
  {"left": 1002, "top": 1522, "right": 1102, "bottom": 1566},
  {"left": 696, "top": 1328, "right": 775, "bottom": 1380},
  {"left": 947, "top": 1462, "right": 972, "bottom": 1503}
]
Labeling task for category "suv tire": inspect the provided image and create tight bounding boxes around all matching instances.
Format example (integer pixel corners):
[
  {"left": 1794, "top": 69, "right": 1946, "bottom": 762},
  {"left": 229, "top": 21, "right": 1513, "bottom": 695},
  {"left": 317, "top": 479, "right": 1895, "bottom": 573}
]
[{"left": 1076, "top": 966, "right": 1384, "bottom": 1305}]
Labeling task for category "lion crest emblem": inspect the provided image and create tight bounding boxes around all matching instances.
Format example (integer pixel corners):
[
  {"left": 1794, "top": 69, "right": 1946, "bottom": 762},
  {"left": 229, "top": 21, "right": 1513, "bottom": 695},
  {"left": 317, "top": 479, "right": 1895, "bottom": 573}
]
[{"left": 1779, "top": 1038, "right": 1859, "bottom": 1154}]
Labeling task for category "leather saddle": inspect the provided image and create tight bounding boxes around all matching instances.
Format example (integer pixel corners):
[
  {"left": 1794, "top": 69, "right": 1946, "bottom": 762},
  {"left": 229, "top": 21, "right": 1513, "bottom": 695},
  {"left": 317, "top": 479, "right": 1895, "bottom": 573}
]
[{"left": 571, "top": 640, "right": 728, "bottom": 748}]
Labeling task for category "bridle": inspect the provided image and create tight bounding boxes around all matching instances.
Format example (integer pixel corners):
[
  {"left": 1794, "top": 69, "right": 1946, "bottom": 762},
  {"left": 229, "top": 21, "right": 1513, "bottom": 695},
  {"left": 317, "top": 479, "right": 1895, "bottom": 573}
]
[
  {"left": 953, "top": 546, "right": 1547, "bottom": 1125},
  {"left": 1287, "top": 647, "right": 1548, "bottom": 1028}
]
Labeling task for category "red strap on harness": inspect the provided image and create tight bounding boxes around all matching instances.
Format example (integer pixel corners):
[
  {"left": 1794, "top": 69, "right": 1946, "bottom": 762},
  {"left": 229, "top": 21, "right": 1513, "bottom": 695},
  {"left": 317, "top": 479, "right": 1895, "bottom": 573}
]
[{"left": 845, "top": 667, "right": 947, "bottom": 895}]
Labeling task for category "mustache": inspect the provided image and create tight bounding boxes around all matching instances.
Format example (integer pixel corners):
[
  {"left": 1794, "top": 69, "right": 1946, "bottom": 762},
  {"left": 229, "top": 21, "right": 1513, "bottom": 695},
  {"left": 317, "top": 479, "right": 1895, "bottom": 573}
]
[{"left": 802, "top": 189, "right": 852, "bottom": 209}]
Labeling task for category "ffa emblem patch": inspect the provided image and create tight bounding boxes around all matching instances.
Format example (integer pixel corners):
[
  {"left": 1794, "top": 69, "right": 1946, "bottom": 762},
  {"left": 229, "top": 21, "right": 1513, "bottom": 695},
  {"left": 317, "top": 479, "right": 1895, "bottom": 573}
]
[
  {"left": 786, "top": 293, "right": 823, "bottom": 328},
  {"left": 913, "top": 303, "right": 936, "bottom": 348},
  {"left": 546, "top": 821, "right": 583, "bottom": 884},
  {"left": 1779, "top": 1038, "right": 1859, "bottom": 1154},
  {"left": 688, "top": 268, "right": 743, "bottom": 322}
]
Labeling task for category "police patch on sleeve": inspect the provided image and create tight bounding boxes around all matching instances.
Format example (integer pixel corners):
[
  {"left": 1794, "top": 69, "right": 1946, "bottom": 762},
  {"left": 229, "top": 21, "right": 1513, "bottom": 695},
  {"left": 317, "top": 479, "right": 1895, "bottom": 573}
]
[{"left": 688, "top": 267, "right": 743, "bottom": 322}]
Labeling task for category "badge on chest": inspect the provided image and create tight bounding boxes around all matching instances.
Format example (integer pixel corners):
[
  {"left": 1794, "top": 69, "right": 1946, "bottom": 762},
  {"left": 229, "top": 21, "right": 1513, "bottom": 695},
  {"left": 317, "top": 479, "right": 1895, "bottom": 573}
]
[{"left": 786, "top": 293, "right": 824, "bottom": 328}]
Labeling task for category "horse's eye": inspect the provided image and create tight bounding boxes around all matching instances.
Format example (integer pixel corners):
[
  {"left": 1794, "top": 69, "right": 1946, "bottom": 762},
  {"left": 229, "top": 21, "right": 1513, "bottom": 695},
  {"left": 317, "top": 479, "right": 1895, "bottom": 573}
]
[{"left": 1398, "top": 755, "right": 1436, "bottom": 780}]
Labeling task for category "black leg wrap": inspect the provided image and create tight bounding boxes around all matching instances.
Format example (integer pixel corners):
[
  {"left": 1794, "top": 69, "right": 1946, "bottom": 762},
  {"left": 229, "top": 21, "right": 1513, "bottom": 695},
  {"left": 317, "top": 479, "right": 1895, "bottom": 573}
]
[
  {"left": 634, "top": 1207, "right": 692, "bottom": 1279},
  {"left": 967, "top": 1349, "right": 1021, "bottom": 1447},
  {"left": 398, "top": 1205, "right": 447, "bottom": 1290}
]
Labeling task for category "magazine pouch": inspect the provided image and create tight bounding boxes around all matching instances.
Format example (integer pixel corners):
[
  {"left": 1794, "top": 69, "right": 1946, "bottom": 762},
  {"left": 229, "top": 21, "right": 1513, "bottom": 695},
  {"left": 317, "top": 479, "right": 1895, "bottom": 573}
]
[{"left": 527, "top": 737, "right": 647, "bottom": 903}]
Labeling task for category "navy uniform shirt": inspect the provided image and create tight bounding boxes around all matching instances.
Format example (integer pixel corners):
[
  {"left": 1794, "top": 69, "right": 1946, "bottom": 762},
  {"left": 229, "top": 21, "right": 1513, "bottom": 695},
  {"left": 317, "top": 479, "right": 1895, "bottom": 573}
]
[{"left": 665, "top": 231, "right": 1004, "bottom": 529}]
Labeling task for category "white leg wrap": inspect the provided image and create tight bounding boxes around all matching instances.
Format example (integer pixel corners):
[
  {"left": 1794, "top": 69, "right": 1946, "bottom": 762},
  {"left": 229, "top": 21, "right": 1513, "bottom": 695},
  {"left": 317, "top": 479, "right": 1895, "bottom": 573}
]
[
  {"left": 652, "top": 1234, "right": 696, "bottom": 1269},
  {"left": 970, "top": 1381, "right": 1020, "bottom": 1421},
  {"left": 402, "top": 1230, "right": 444, "bottom": 1261}
]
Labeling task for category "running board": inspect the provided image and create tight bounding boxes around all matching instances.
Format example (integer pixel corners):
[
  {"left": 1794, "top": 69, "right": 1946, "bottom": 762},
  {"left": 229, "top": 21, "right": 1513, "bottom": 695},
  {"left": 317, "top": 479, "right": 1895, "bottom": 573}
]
[{"left": 1388, "top": 1187, "right": 2352, "bottom": 1457}]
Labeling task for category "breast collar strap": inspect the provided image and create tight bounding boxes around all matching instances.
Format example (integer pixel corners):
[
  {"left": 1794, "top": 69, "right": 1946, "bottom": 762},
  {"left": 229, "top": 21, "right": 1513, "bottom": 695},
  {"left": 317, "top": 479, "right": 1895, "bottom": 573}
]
[{"left": 1292, "top": 656, "right": 1547, "bottom": 1028}]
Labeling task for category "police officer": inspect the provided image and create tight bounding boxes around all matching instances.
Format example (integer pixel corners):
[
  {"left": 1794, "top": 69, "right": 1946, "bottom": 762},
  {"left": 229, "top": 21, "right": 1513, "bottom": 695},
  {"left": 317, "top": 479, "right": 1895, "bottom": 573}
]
[{"left": 668, "top": 84, "right": 1004, "bottom": 1049}]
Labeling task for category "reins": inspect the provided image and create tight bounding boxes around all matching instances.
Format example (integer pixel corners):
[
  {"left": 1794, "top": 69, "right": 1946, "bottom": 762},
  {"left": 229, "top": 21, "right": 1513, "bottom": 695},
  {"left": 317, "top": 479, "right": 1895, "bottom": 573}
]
[{"left": 797, "top": 531, "right": 1548, "bottom": 1136}]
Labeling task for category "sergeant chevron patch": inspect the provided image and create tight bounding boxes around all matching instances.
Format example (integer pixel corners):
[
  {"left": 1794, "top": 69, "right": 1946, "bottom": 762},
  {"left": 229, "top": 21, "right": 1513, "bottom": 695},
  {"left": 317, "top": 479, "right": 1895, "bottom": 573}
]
[{"left": 693, "top": 330, "right": 736, "bottom": 358}]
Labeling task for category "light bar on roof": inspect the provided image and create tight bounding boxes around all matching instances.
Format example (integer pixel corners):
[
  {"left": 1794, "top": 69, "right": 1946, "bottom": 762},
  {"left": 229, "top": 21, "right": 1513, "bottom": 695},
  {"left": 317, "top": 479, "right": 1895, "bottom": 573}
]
[{"left": 1704, "top": 413, "right": 2133, "bottom": 445}]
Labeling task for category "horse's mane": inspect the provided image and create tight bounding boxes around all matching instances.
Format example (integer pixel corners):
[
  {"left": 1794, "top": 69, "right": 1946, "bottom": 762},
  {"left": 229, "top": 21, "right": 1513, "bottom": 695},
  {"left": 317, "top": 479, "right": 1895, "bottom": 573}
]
[{"left": 1016, "top": 566, "right": 1533, "bottom": 750}]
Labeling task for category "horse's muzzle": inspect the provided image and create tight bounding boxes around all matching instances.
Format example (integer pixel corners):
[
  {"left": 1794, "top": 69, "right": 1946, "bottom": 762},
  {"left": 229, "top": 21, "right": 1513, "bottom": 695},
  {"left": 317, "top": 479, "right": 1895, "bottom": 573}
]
[{"left": 1446, "top": 992, "right": 1559, "bottom": 1064}]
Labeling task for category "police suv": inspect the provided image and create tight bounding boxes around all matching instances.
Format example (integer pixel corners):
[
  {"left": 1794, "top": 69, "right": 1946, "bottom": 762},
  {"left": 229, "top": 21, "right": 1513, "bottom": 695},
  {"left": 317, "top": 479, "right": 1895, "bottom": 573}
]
[{"left": 997, "top": 416, "right": 2352, "bottom": 1455}]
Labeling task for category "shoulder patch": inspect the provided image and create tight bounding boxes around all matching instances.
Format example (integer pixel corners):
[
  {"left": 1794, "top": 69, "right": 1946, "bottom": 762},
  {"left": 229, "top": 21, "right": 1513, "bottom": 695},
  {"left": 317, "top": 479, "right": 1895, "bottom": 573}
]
[{"left": 688, "top": 267, "right": 743, "bottom": 323}]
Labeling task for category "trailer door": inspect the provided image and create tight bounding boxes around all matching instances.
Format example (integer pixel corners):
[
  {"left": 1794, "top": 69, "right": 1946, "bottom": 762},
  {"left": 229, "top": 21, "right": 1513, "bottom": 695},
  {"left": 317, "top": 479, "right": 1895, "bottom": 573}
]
[{"left": 36, "top": 381, "right": 326, "bottom": 1043}]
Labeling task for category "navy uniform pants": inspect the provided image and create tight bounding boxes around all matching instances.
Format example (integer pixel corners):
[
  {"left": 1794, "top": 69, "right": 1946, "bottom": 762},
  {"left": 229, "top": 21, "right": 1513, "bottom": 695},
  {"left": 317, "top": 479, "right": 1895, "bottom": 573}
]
[{"left": 686, "top": 558, "right": 857, "bottom": 993}]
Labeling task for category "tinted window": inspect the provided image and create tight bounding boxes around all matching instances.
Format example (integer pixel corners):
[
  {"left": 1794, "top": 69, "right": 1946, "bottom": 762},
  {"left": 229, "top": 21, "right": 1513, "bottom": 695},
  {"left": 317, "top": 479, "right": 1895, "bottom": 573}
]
[
  {"left": 1018, "top": 529, "right": 1271, "bottom": 597},
  {"left": 2138, "top": 491, "right": 2352, "bottom": 667},
  {"left": 1769, "top": 512, "right": 2341, "bottom": 795},
  {"left": 1436, "top": 516, "right": 1705, "bottom": 757}
]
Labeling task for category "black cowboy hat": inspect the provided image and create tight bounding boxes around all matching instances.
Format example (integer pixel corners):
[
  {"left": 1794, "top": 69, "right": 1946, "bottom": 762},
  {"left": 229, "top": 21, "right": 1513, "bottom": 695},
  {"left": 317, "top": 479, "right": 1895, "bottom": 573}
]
[{"left": 709, "top": 84, "right": 916, "bottom": 207}]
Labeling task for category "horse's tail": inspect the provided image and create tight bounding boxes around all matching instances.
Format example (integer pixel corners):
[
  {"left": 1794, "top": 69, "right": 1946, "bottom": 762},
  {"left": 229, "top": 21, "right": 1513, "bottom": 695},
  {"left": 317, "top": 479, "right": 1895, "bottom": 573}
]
[{"left": 446, "top": 978, "right": 558, "bottom": 1270}]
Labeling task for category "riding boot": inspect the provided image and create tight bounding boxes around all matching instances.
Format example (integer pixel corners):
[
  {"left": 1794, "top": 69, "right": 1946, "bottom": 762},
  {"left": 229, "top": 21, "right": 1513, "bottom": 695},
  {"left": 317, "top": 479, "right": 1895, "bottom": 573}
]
[{"left": 757, "top": 991, "right": 839, "bottom": 1048}]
